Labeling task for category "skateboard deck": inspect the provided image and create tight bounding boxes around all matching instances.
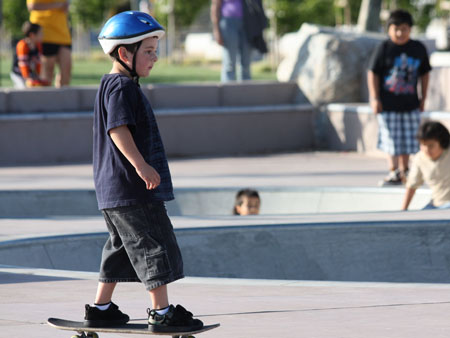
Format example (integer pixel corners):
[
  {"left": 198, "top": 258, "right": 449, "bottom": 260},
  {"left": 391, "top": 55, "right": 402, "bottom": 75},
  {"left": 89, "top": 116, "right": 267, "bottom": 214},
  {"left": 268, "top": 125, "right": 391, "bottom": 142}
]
[{"left": 48, "top": 318, "right": 220, "bottom": 338}]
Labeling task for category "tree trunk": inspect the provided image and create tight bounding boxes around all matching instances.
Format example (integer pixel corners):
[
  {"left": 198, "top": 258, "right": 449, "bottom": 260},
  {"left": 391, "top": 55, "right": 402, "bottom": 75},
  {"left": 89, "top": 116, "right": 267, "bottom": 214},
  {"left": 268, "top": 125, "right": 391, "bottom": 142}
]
[{"left": 357, "top": 0, "right": 382, "bottom": 32}]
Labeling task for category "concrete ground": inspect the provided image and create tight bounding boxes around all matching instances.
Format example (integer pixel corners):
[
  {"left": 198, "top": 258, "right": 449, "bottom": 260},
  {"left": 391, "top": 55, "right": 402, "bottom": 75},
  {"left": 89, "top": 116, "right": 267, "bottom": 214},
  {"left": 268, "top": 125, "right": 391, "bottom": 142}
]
[{"left": 1, "top": 152, "right": 450, "bottom": 338}]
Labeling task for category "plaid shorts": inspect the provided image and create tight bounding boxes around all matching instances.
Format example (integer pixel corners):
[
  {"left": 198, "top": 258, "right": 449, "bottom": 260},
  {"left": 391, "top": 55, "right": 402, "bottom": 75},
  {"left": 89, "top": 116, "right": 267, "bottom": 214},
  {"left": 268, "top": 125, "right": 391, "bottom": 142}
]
[{"left": 377, "top": 109, "right": 421, "bottom": 156}]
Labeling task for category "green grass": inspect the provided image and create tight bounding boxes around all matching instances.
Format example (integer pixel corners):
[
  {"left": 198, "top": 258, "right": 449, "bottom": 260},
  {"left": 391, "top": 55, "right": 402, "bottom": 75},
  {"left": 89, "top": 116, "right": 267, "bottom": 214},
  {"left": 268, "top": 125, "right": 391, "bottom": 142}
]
[{"left": 0, "top": 55, "right": 276, "bottom": 87}]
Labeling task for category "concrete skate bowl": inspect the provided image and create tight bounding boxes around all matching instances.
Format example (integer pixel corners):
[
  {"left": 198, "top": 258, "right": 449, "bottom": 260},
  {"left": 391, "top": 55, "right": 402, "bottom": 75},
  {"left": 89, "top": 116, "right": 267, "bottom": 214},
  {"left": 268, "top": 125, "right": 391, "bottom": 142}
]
[
  {"left": 167, "top": 187, "right": 433, "bottom": 216},
  {"left": 2, "top": 186, "right": 449, "bottom": 283},
  {"left": 3, "top": 216, "right": 450, "bottom": 284},
  {"left": 0, "top": 187, "right": 433, "bottom": 218}
]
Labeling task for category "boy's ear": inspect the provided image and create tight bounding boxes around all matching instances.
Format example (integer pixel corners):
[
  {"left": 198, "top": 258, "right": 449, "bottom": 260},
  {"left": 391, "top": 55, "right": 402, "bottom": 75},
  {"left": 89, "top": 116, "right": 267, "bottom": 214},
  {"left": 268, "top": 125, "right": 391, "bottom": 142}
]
[{"left": 117, "top": 46, "right": 130, "bottom": 63}]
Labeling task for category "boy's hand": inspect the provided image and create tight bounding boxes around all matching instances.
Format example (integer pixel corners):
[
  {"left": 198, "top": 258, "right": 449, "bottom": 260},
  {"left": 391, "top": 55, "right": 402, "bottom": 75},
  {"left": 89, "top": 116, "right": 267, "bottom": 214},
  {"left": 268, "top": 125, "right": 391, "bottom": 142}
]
[
  {"left": 370, "top": 98, "right": 382, "bottom": 114},
  {"left": 136, "top": 163, "right": 161, "bottom": 190}
]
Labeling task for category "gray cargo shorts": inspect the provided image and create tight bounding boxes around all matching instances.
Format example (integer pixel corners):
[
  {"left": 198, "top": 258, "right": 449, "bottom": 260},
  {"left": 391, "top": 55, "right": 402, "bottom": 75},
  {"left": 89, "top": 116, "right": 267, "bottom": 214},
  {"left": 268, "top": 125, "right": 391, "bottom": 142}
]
[{"left": 99, "top": 201, "right": 184, "bottom": 290}]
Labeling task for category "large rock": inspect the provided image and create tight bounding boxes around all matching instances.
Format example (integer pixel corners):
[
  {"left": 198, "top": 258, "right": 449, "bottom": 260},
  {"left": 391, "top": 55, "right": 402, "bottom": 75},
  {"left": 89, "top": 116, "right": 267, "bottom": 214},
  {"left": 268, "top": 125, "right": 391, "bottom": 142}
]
[{"left": 277, "top": 24, "right": 385, "bottom": 106}]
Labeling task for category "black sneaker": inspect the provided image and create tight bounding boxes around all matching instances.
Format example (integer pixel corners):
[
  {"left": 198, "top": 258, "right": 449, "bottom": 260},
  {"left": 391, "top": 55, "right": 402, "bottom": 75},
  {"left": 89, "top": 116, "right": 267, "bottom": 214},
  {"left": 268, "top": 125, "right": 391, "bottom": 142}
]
[
  {"left": 84, "top": 302, "right": 129, "bottom": 327},
  {"left": 148, "top": 304, "right": 203, "bottom": 333},
  {"left": 379, "top": 169, "right": 403, "bottom": 186}
]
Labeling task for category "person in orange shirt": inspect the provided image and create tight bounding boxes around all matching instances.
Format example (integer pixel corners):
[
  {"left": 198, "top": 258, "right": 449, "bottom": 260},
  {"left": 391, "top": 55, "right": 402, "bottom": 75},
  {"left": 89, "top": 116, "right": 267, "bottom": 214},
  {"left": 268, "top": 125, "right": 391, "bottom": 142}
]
[
  {"left": 11, "top": 21, "right": 50, "bottom": 88},
  {"left": 27, "top": 0, "right": 72, "bottom": 87}
]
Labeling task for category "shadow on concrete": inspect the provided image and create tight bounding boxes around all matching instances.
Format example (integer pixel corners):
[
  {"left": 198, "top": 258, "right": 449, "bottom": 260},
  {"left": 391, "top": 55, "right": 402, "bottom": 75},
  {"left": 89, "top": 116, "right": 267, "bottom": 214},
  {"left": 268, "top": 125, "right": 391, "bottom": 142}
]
[
  {"left": 130, "top": 300, "right": 450, "bottom": 321},
  {"left": 0, "top": 272, "right": 76, "bottom": 285}
]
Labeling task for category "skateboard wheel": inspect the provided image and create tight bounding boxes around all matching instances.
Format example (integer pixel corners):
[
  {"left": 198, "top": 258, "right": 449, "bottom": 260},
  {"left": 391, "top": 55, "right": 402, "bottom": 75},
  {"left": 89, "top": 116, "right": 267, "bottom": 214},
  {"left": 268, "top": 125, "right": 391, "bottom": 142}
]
[{"left": 86, "top": 333, "right": 99, "bottom": 338}]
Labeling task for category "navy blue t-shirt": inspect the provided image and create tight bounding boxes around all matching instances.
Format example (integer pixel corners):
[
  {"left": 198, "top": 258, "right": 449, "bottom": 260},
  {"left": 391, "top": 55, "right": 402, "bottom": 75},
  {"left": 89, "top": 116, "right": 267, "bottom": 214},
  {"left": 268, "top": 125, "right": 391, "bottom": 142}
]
[{"left": 93, "top": 74, "right": 174, "bottom": 209}]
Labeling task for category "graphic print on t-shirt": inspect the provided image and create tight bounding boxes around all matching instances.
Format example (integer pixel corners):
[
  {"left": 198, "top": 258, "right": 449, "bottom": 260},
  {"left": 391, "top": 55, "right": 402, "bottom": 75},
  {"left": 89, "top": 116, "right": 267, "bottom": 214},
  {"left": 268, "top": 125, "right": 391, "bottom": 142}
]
[{"left": 384, "top": 53, "right": 421, "bottom": 95}]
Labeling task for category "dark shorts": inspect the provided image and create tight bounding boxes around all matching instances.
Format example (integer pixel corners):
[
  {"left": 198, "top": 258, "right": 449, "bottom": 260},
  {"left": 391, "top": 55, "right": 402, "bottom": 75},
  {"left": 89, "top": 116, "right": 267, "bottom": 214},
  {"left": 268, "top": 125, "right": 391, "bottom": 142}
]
[
  {"left": 99, "top": 201, "right": 184, "bottom": 290},
  {"left": 42, "top": 43, "right": 72, "bottom": 56}
]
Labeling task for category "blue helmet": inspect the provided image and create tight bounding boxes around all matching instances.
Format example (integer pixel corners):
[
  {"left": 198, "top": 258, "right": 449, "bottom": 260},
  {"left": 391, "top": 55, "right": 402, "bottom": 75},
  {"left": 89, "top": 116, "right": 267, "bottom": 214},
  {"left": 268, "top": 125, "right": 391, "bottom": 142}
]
[{"left": 98, "top": 11, "right": 165, "bottom": 55}]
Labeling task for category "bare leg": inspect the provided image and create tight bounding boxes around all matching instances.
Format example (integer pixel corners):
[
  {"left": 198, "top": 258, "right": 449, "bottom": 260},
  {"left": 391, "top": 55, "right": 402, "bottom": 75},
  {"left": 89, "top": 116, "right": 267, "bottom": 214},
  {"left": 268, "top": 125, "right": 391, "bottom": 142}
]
[
  {"left": 399, "top": 154, "right": 410, "bottom": 171},
  {"left": 387, "top": 155, "right": 399, "bottom": 171},
  {"left": 56, "top": 46, "right": 72, "bottom": 87},
  {"left": 149, "top": 284, "right": 169, "bottom": 309},
  {"left": 40, "top": 55, "right": 57, "bottom": 85},
  {"left": 94, "top": 282, "right": 117, "bottom": 304}
]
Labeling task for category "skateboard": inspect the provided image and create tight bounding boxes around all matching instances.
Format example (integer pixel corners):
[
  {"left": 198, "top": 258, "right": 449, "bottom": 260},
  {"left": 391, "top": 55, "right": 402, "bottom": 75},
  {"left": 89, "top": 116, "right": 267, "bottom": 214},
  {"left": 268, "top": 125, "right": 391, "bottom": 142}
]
[{"left": 47, "top": 318, "right": 220, "bottom": 338}]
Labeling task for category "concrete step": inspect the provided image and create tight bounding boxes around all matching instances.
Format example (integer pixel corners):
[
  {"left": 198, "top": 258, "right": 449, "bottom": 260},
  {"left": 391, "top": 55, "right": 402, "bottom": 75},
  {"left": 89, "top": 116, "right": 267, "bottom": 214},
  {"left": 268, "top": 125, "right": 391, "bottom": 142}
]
[
  {"left": 0, "top": 81, "right": 306, "bottom": 114},
  {"left": 0, "top": 104, "right": 315, "bottom": 165}
]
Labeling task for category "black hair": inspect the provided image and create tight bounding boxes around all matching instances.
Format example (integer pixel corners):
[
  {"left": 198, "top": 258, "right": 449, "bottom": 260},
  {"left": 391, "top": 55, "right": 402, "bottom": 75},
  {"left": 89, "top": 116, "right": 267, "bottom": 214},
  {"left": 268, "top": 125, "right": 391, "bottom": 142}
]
[
  {"left": 387, "top": 9, "right": 414, "bottom": 28},
  {"left": 417, "top": 121, "right": 450, "bottom": 149},
  {"left": 233, "top": 188, "right": 260, "bottom": 215},
  {"left": 22, "top": 21, "right": 41, "bottom": 37}
]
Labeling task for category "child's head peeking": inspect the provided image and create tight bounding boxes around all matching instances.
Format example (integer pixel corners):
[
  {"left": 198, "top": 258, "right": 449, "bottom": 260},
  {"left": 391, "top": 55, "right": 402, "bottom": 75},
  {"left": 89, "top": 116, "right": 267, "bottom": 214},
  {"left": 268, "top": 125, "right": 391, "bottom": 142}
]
[{"left": 234, "top": 189, "right": 261, "bottom": 216}]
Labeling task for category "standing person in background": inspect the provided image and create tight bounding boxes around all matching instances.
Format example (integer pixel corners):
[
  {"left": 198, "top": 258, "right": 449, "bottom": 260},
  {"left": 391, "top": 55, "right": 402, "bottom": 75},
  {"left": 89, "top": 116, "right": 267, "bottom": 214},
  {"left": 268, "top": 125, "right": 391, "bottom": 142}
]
[
  {"left": 211, "top": 0, "right": 268, "bottom": 82},
  {"left": 27, "top": 0, "right": 72, "bottom": 87},
  {"left": 367, "top": 9, "right": 431, "bottom": 186}
]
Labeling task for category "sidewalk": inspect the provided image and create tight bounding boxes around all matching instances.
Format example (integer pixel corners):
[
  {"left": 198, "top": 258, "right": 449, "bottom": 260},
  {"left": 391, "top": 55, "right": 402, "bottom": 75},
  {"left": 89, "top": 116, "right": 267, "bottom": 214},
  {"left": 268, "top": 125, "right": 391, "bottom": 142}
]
[
  {"left": 1, "top": 270, "right": 450, "bottom": 338},
  {"left": 0, "top": 151, "right": 388, "bottom": 191}
]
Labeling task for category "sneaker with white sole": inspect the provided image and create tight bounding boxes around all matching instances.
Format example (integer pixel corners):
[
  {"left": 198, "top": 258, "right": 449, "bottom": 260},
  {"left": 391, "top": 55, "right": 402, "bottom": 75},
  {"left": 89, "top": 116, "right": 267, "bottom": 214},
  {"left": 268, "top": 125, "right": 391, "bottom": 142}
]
[
  {"left": 148, "top": 304, "right": 203, "bottom": 333},
  {"left": 84, "top": 302, "right": 129, "bottom": 327},
  {"left": 379, "top": 169, "right": 403, "bottom": 186}
]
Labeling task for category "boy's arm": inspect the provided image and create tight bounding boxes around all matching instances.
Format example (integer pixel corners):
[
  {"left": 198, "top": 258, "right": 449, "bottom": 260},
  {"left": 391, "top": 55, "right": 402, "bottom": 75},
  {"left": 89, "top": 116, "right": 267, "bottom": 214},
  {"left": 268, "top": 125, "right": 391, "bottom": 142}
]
[
  {"left": 401, "top": 187, "right": 416, "bottom": 211},
  {"left": 419, "top": 72, "right": 430, "bottom": 112},
  {"left": 109, "top": 125, "right": 161, "bottom": 190},
  {"left": 367, "top": 70, "right": 382, "bottom": 114},
  {"left": 16, "top": 41, "right": 31, "bottom": 79},
  {"left": 211, "top": 0, "right": 223, "bottom": 46}
]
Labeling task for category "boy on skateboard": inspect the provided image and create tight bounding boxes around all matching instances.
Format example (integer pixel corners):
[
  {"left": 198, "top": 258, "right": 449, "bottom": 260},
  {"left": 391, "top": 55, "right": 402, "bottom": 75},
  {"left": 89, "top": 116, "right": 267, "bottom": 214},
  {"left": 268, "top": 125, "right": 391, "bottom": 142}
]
[
  {"left": 367, "top": 9, "right": 431, "bottom": 186},
  {"left": 85, "top": 11, "right": 203, "bottom": 333}
]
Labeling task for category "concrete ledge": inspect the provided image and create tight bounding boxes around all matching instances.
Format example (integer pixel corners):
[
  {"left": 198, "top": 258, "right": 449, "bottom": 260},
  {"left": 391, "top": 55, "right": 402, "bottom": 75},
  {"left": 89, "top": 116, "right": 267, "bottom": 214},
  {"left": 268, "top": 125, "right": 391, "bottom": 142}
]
[
  {"left": 1, "top": 87, "right": 82, "bottom": 113},
  {"left": 324, "top": 103, "right": 450, "bottom": 153},
  {"left": 146, "top": 84, "right": 221, "bottom": 108},
  {"left": 2, "top": 217, "right": 450, "bottom": 283},
  {"left": 158, "top": 104, "right": 314, "bottom": 157},
  {"left": 0, "top": 81, "right": 306, "bottom": 114},
  {"left": 0, "top": 104, "right": 315, "bottom": 164},
  {"left": 0, "top": 112, "right": 93, "bottom": 165},
  {"left": 427, "top": 66, "right": 450, "bottom": 111},
  {"left": 0, "top": 82, "right": 314, "bottom": 164}
]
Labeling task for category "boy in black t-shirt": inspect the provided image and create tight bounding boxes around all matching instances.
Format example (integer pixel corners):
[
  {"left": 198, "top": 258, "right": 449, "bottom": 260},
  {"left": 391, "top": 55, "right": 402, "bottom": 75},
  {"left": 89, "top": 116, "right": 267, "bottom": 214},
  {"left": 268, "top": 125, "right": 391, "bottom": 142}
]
[{"left": 368, "top": 9, "right": 431, "bottom": 186}]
